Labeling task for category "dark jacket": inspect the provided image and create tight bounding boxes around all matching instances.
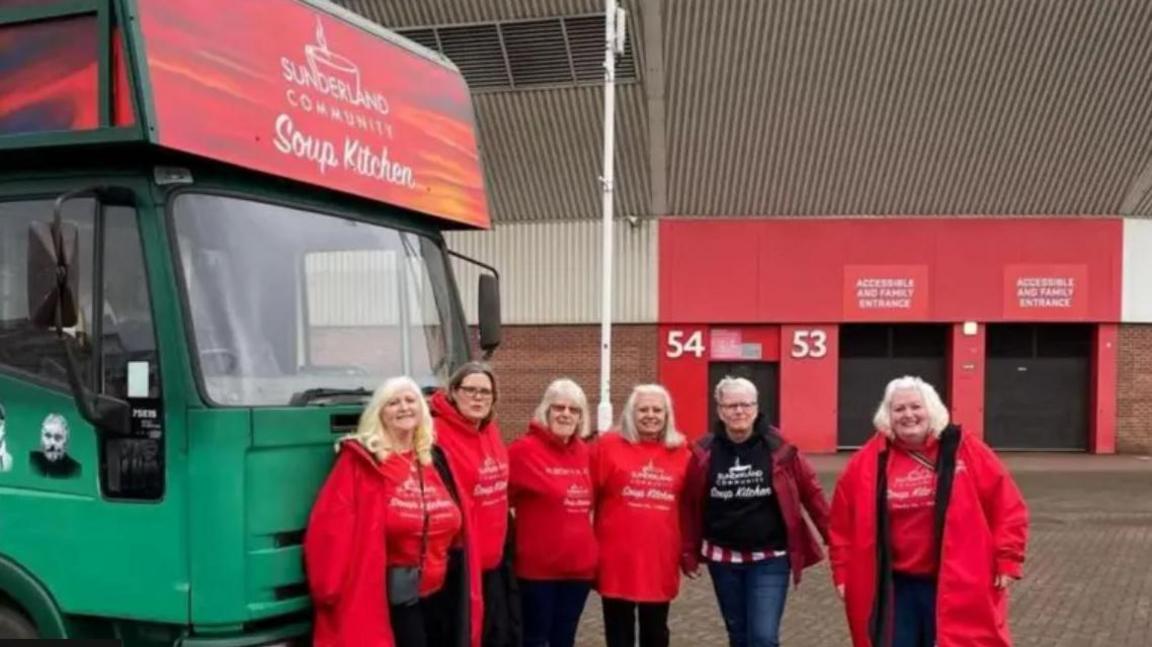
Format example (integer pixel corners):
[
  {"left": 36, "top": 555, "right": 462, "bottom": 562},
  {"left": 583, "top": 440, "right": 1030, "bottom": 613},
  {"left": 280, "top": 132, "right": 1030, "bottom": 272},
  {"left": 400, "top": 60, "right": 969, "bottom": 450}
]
[
  {"left": 679, "top": 419, "right": 831, "bottom": 585},
  {"left": 481, "top": 514, "right": 522, "bottom": 647}
]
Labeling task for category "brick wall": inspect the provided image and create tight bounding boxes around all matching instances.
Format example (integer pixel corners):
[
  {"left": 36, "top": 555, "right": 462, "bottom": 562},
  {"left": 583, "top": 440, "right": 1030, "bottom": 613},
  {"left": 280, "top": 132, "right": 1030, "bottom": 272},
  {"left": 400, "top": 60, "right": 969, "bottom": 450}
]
[
  {"left": 1117, "top": 324, "right": 1152, "bottom": 454},
  {"left": 478, "top": 324, "right": 659, "bottom": 441}
]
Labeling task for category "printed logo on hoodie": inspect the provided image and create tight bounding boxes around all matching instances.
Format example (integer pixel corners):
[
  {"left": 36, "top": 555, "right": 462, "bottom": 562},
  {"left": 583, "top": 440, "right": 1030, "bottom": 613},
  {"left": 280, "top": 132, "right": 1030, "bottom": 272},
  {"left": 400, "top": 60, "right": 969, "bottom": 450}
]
[
  {"left": 563, "top": 482, "right": 593, "bottom": 513},
  {"left": 473, "top": 454, "right": 509, "bottom": 506},
  {"left": 389, "top": 468, "right": 458, "bottom": 522},
  {"left": 710, "top": 457, "right": 772, "bottom": 501},
  {"left": 888, "top": 462, "right": 935, "bottom": 511},
  {"left": 621, "top": 459, "right": 677, "bottom": 509}
]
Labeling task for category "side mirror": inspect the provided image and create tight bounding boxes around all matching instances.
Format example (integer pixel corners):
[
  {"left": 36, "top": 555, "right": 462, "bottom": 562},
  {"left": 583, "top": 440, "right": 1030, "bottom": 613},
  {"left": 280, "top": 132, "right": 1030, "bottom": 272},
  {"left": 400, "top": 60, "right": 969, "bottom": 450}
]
[
  {"left": 27, "top": 221, "right": 80, "bottom": 328},
  {"left": 478, "top": 273, "right": 502, "bottom": 357},
  {"left": 30, "top": 186, "right": 135, "bottom": 437}
]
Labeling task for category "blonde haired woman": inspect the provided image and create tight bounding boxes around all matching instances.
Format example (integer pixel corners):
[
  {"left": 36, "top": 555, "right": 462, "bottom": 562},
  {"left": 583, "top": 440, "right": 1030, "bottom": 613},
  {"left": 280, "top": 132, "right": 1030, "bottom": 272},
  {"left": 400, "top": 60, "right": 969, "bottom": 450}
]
[
  {"left": 508, "top": 378, "right": 598, "bottom": 647},
  {"left": 305, "top": 376, "right": 482, "bottom": 647},
  {"left": 592, "top": 384, "right": 692, "bottom": 647},
  {"left": 829, "top": 376, "right": 1029, "bottom": 647}
]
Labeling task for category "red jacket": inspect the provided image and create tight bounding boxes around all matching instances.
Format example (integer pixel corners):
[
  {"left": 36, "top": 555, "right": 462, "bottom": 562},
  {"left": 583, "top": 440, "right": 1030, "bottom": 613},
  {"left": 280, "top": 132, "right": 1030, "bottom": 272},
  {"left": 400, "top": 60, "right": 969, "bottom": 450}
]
[
  {"left": 591, "top": 432, "right": 691, "bottom": 602},
  {"left": 430, "top": 390, "right": 510, "bottom": 572},
  {"left": 829, "top": 430, "right": 1029, "bottom": 647},
  {"left": 507, "top": 422, "right": 598, "bottom": 580},
  {"left": 680, "top": 428, "right": 830, "bottom": 584},
  {"left": 304, "top": 441, "right": 484, "bottom": 647}
]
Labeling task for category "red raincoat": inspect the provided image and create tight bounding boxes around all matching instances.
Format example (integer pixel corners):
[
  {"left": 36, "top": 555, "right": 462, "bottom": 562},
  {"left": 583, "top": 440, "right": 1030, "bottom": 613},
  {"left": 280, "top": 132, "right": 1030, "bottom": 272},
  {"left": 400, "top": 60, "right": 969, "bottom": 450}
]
[
  {"left": 304, "top": 441, "right": 484, "bottom": 647},
  {"left": 829, "top": 429, "right": 1029, "bottom": 647}
]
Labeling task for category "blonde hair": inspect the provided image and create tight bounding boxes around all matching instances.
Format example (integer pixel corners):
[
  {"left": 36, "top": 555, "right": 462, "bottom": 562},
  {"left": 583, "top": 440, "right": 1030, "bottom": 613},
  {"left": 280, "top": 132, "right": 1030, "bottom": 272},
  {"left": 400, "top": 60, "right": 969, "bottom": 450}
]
[
  {"left": 618, "top": 384, "right": 686, "bottom": 449},
  {"left": 532, "top": 378, "right": 592, "bottom": 440},
  {"left": 872, "top": 375, "right": 951, "bottom": 439},
  {"left": 344, "top": 376, "right": 435, "bottom": 465}
]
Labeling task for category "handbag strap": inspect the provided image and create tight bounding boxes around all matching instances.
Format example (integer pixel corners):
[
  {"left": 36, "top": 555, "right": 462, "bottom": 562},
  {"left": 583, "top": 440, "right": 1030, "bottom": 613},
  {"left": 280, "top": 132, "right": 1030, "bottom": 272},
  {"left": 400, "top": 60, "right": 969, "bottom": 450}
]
[
  {"left": 906, "top": 449, "right": 936, "bottom": 472},
  {"left": 416, "top": 456, "right": 429, "bottom": 569}
]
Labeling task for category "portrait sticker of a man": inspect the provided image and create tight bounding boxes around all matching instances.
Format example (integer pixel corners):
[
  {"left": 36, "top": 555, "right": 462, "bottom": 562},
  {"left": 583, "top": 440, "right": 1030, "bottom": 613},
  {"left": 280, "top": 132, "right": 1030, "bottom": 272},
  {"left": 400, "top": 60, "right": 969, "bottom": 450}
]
[{"left": 29, "top": 413, "right": 82, "bottom": 479}]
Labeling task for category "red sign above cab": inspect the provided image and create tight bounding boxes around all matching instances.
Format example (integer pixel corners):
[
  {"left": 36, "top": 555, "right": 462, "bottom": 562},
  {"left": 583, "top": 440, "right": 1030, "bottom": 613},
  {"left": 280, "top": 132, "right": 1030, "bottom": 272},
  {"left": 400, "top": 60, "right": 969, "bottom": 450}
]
[{"left": 136, "top": 0, "right": 490, "bottom": 228}]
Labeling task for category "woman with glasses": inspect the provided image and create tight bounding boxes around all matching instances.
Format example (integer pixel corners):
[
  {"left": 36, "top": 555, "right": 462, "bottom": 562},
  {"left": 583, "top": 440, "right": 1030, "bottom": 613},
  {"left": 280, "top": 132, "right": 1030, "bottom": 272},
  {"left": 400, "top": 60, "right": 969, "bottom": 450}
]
[
  {"left": 507, "top": 378, "right": 598, "bottom": 647},
  {"left": 680, "top": 376, "right": 830, "bottom": 647},
  {"left": 429, "top": 362, "right": 519, "bottom": 647}
]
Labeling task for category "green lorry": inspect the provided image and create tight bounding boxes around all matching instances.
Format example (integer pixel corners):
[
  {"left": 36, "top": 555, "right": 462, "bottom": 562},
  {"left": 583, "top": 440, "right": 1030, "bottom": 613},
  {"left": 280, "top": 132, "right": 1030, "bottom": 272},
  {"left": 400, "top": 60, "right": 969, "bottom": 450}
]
[{"left": 0, "top": 0, "right": 499, "bottom": 643}]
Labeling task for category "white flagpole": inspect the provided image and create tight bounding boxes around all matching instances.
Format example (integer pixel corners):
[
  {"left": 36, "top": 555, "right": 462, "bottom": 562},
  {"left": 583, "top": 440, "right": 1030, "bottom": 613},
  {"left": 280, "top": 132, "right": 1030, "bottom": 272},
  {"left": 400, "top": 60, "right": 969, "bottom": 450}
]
[{"left": 597, "top": 1, "right": 625, "bottom": 433}]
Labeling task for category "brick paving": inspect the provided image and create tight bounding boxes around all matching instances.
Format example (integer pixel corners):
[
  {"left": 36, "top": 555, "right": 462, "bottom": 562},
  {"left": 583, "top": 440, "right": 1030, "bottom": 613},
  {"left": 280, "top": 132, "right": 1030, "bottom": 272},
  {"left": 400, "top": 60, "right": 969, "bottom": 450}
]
[{"left": 575, "top": 454, "right": 1152, "bottom": 646}]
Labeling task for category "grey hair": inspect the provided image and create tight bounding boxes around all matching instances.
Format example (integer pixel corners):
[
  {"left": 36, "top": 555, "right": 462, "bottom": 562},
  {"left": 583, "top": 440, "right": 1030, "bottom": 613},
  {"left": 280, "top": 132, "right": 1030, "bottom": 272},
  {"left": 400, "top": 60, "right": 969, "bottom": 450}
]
[
  {"left": 532, "top": 378, "right": 592, "bottom": 440},
  {"left": 714, "top": 376, "right": 758, "bottom": 403},
  {"left": 344, "top": 376, "right": 436, "bottom": 465},
  {"left": 618, "top": 384, "right": 686, "bottom": 449},
  {"left": 872, "top": 375, "right": 951, "bottom": 439}
]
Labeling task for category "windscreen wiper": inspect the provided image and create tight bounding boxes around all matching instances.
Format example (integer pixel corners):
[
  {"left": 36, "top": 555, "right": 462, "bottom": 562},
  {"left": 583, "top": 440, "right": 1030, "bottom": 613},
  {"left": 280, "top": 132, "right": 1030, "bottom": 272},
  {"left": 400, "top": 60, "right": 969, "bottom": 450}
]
[{"left": 289, "top": 387, "right": 373, "bottom": 406}]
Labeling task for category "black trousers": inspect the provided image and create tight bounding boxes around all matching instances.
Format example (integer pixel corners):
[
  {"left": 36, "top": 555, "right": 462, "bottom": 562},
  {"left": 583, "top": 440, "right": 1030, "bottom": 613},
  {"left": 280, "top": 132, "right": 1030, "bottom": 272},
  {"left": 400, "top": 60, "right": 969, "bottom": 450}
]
[
  {"left": 389, "top": 601, "right": 429, "bottom": 647},
  {"left": 601, "top": 597, "right": 671, "bottom": 647},
  {"left": 482, "top": 560, "right": 523, "bottom": 647},
  {"left": 391, "top": 552, "right": 465, "bottom": 647}
]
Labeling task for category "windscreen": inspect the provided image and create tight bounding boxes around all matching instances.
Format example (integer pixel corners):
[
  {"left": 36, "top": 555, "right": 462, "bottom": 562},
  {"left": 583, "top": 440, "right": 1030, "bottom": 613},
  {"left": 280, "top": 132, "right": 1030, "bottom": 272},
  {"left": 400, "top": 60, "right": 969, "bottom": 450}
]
[{"left": 171, "top": 193, "right": 467, "bottom": 406}]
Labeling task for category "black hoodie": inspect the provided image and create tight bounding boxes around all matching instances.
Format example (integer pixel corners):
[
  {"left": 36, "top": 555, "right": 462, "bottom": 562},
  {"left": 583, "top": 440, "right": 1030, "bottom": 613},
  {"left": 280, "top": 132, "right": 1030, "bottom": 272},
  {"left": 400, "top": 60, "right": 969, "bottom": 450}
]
[{"left": 702, "top": 417, "right": 789, "bottom": 552}]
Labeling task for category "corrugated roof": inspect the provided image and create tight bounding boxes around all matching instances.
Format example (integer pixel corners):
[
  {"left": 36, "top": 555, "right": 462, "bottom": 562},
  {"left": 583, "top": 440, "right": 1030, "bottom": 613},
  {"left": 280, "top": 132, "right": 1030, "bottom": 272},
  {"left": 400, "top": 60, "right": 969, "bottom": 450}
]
[
  {"left": 663, "top": 0, "right": 1152, "bottom": 217},
  {"left": 338, "top": 0, "right": 1152, "bottom": 220},
  {"left": 472, "top": 87, "right": 649, "bottom": 221}
]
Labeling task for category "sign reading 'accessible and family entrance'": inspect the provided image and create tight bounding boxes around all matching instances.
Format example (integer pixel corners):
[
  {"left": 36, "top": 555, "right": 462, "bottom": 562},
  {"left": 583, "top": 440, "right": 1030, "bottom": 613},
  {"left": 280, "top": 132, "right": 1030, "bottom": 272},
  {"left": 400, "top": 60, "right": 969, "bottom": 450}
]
[
  {"left": 1003, "top": 264, "right": 1088, "bottom": 319},
  {"left": 843, "top": 265, "right": 930, "bottom": 320}
]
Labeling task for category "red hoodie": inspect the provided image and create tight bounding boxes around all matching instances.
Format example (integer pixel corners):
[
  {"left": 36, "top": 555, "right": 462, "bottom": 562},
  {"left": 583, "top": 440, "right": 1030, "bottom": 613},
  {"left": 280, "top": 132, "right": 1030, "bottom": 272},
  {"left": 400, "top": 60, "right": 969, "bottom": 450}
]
[
  {"left": 507, "top": 422, "right": 598, "bottom": 581},
  {"left": 830, "top": 430, "right": 1029, "bottom": 647},
  {"left": 305, "top": 441, "right": 484, "bottom": 647},
  {"left": 886, "top": 440, "right": 940, "bottom": 576},
  {"left": 380, "top": 452, "right": 464, "bottom": 596},
  {"left": 430, "top": 390, "right": 510, "bottom": 571},
  {"left": 591, "top": 432, "right": 690, "bottom": 602}
]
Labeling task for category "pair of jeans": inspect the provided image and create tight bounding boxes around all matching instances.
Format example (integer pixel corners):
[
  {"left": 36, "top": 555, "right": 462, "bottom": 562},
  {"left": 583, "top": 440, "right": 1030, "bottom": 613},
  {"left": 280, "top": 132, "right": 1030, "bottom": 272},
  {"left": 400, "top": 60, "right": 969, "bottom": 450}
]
[
  {"left": 518, "top": 578, "right": 592, "bottom": 647},
  {"left": 707, "top": 556, "right": 790, "bottom": 647},
  {"left": 601, "top": 597, "right": 671, "bottom": 647},
  {"left": 892, "top": 573, "right": 937, "bottom": 647}
]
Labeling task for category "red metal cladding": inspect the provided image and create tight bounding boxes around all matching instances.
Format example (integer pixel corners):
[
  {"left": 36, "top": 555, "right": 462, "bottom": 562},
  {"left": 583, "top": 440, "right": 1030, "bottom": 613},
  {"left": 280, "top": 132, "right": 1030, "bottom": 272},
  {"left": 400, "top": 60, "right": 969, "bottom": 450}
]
[
  {"left": 657, "top": 218, "right": 1125, "bottom": 453},
  {"left": 659, "top": 218, "right": 1123, "bottom": 323}
]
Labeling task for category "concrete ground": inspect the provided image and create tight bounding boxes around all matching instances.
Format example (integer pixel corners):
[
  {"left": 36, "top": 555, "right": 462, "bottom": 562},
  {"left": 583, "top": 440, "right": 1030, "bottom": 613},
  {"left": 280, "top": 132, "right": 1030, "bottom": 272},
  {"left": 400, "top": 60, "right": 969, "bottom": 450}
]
[{"left": 576, "top": 453, "right": 1152, "bottom": 646}]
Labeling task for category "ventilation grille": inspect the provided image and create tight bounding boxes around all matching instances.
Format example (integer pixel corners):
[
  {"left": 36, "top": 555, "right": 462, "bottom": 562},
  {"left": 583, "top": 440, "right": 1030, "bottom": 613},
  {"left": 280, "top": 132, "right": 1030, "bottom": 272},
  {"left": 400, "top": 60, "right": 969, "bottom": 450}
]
[{"left": 398, "top": 15, "right": 638, "bottom": 91}]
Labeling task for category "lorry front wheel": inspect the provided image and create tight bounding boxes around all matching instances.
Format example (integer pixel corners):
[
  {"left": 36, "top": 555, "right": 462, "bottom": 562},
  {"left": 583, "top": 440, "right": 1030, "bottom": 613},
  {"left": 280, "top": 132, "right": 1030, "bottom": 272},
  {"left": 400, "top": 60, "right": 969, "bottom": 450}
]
[{"left": 0, "top": 603, "right": 38, "bottom": 638}]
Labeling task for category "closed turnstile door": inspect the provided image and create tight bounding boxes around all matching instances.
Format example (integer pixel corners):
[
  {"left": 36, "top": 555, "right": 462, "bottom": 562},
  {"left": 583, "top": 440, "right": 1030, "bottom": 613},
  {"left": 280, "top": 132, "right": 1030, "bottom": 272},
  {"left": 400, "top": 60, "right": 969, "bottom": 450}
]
[
  {"left": 838, "top": 325, "right": 949, "bottom": 448},
  {"left": 985, "top": 324, "right": 1090, "bottom": 450},
  {"left": 708, "top": 361, "right": 780, "bottom": 432}
]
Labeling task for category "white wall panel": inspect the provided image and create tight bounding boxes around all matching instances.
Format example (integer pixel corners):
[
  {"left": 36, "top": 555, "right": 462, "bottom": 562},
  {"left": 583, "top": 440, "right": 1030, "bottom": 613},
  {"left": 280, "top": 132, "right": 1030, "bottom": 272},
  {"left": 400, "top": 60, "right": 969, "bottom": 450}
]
[
  {"left": 446, "top": 219, "right": 658, "bottom": 324},
  {"left": 1123, "top": 219, "right": 1152, "bottom": 322}
]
